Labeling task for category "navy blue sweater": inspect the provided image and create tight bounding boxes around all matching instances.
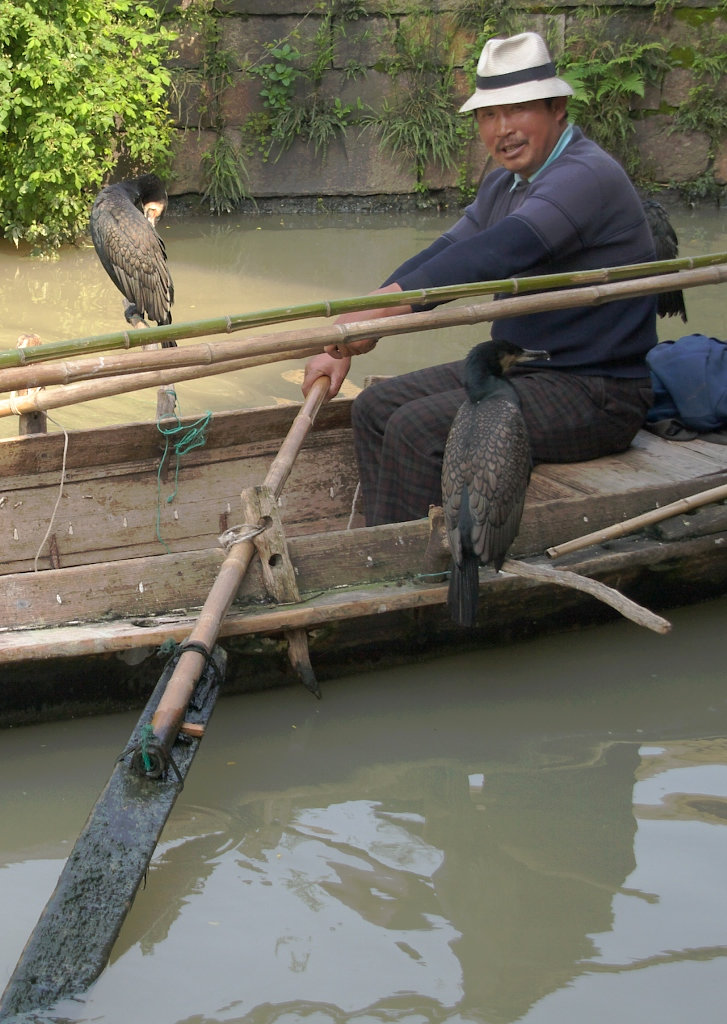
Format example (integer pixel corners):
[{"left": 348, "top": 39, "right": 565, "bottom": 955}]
[{"left": 385, "top": 126, "right": 657, "bottom": 378}]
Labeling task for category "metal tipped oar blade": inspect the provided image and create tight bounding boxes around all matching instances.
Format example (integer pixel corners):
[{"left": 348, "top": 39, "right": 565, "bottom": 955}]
[{"left": 0, "top": 645, "right": 226, "bottom": 1021}]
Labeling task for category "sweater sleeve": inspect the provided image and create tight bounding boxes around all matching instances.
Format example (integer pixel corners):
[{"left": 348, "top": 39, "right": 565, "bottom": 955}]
[{"left": 391, "top": 215, "right": 552, "bottom": 293}]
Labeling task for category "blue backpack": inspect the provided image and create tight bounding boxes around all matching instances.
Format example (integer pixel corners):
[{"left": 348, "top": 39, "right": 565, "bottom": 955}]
[{"left": 646, "top": 334, "right": 727, "bottom": 432}]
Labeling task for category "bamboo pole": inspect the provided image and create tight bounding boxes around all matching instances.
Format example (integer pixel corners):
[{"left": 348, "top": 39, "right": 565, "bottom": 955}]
[
  {"left": 546, "top": 482, "right": 727, "bottom": 559},
  {"left": 2, "top": 263, "right": 726, "bottom": 418},
  {"left": 1, "top": 250, "right": 726, "bottom": 369},
  {"left": 132, "top": 375, "right": 330, "bottom": 775}
]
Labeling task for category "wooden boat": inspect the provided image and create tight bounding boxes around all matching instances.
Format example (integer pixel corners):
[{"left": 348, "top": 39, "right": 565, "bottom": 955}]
[
  {"left": 3, "top": 256, "right": 727, "bottom": 726},
  {"left": 3, "top": 388, "right": 727, "bottom": 727}
]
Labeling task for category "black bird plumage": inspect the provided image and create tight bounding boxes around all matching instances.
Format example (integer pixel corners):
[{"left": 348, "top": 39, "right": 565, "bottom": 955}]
[
  {"left": 442, "top": 340, "right": 548, "bottom": 629},
  {"left": 90, "top": 173, "right": 176, "bottom": 345},
  {"left": 641, "top": 197, "right": 687, "bottom": 323}
]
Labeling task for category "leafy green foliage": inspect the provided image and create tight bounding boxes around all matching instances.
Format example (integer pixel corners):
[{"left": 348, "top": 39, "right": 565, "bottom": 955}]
[
  {"left": 245, "top": 2, "right": 363, "bottom": 160},
  {"left": 557, "top": 17, "right": 670, "bottom": 178},
  {"left": 0, "top": 0, "right": 175, "bottom": 253},
  {"left": 254, "top": 43, "right": 303, "bottom": 114},
  {"left": 364, "top": 6, "right": 467, "bottom": 191},
  {"left": 202, "top": 133, "right": 252, "bottom": 215},
  {"left": 672, "top": 31, "right": 727, "bottom": 145}
]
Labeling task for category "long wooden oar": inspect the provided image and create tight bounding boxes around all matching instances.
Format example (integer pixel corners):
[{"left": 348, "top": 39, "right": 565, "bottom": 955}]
[
  {"left": 0, "top": 378, "right": 329, "bottom": 1020},
  {"left": 128, "top": 374, "right": 330, "bottom": 774},
  {"left": 3, "top": 262, "right": 727, "bottom": 418},
  {"left": 0, "top": 645, "right": 225, "bottom": 1020}
]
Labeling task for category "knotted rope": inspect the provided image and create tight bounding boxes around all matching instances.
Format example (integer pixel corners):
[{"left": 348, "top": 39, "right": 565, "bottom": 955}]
[{"left": 156, "top": 391, "right": 212, "bottom": 550}]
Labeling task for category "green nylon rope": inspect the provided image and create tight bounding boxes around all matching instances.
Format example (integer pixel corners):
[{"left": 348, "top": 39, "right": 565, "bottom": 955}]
[
  {"left": 139, "top": 723, "right": 156, "bottom": 773},
  {"left": 155, "top": 390, "right": 212, "bottom": 551}
]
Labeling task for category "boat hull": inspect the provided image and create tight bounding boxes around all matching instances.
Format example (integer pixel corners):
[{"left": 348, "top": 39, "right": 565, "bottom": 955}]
[{"left": 2, "top": 398, "right": 727, "bottom": 724}]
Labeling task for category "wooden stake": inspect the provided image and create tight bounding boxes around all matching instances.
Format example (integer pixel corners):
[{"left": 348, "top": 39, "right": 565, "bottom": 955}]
[{"left": 13, "top": 334, "right": 46, "bottom": 435}]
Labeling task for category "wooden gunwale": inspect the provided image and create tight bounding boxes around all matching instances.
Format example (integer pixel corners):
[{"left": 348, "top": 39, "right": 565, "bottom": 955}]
[{"left": 2, "top": 529, "right": 726, "bottom": 668}]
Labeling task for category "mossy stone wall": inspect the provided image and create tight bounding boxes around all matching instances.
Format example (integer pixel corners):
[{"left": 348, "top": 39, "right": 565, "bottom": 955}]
[{"left": 160, "top": 1, "right": 727, "bottom": 204}]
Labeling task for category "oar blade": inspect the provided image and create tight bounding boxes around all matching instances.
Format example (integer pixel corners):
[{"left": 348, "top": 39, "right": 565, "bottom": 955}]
[{"left": 0, "top": 645, "right": 226, "bottom": 1020}]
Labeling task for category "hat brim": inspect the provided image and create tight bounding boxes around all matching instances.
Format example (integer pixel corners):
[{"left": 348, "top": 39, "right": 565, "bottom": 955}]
[{"left": 459, "top": 77, "right": 573, "bottom": 113}]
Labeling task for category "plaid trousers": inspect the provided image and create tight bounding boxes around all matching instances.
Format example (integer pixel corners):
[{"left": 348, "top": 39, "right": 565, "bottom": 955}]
[{"left": 351, "top": 359, "right": 653, "bottom": 526}]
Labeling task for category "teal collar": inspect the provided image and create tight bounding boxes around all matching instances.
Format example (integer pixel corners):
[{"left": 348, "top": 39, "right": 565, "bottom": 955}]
[{"left": 510, "top": 123, "right": 574, "bottom": 191}]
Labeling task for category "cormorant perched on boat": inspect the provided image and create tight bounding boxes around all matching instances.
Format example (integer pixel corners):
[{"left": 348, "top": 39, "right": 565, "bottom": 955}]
[
  {"left": 641, "top": 197, "right": 687, "bottom": 322},
  {"left": 442, "top": 339, "right": 548, "bottom": 628},
  {"left": 90, "top": 173, "right": 176, "bottom": 346}
]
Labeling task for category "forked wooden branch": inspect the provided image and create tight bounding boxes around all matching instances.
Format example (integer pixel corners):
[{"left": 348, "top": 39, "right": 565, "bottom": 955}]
[{"left": 500, "top": 558, "right": 671, "bottom": 634}]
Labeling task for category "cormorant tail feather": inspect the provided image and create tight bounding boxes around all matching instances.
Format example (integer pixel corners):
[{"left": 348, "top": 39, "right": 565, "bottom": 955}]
[{"left": 447, "top": 555, "right": 480, "bottom": 629}]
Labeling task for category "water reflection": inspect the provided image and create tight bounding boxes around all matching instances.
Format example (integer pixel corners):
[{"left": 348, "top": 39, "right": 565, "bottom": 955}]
[{"left": 2, "top": 600, "right": 726, "bottom": 1023}]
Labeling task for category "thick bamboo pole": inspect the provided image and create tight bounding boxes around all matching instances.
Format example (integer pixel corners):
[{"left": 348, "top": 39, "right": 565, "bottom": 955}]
[
  {"left": 1, "top": 263, "right": 725, "bottom": 419},
  {"left": 1, "top": 251, "right": 726, "bottom": 370}
]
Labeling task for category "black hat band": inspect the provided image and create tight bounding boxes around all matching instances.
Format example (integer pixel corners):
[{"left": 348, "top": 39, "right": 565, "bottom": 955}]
[{"left": 476, "top": 61, "right": 557, "bottom": 90}]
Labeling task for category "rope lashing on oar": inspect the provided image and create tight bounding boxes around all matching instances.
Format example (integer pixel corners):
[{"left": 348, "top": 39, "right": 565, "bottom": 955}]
[
  {"left": 118, "top": 719, "right": 181, "bottom": 783},
  {"left": 139, "top": 723, "right": 156, "bottom": 773},
  {"left": 126, "top": 640, "right": 222, "bottom": 782},
  {"left": 155, "top": 639, "right": 226, "bottom": 709},
  {"left": 155, "top": 392, "right": 213, "bottom": 550},
  {"left": 218, "top": 522, "right": 267, "bottom": 552}
]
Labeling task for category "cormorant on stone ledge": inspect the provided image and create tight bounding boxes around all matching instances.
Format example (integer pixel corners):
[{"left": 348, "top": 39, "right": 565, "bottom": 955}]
[
  {"left": 90, "top": 174, "right": 176, "bottom": 345},
  {"left": 442, "top": 339, "right": 548, "bottom": 628}
]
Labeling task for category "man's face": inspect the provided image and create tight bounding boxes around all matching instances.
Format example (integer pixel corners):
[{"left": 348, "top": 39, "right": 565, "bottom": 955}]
[{"left": 475, "top": 97, "right": 568, "bottom": 180}]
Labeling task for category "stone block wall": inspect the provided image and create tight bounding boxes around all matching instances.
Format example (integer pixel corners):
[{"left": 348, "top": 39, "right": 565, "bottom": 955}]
[{"left": 160, "top": 0, "right": 727, "bottom": 204}]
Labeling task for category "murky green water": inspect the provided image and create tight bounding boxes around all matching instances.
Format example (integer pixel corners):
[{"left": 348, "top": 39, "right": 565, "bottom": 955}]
[
  {"left": 2, "top": 599, "right": 727, "bottom": 1023},
  {"left": 1, "top": 203, "right": 727, "bottom": 1022}
]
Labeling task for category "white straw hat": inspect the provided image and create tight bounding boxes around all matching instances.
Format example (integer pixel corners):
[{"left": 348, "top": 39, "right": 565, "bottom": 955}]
[{"left": 459, "top": 32, "right": 573, "bottom": 112}]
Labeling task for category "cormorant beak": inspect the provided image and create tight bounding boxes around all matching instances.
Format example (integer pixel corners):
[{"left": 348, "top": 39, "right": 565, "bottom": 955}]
[
  {"left": 143, "top": 201, "right": 165, "bottom": 227},
  {"left": 504, "top": 348, "right": 550, "bottom": 370}
]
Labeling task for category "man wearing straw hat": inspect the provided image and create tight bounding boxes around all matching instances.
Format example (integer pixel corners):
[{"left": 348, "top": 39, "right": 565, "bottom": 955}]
[{"left": 302, "top": 31, "right": 657, "bottom": 526}]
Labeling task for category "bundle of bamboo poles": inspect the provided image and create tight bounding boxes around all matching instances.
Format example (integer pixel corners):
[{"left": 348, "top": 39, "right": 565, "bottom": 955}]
[{"left": 2, "top": 254, "right": 726, "bottom": 419}]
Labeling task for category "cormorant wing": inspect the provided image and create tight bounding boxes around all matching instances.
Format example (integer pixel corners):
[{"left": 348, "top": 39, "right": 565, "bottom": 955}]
[
  {"left": 90, "top": 186, "right": 174, "bottom": 326},
  {"left": 641, "top": 198, "right": 687, "bottom": 322},
  {"left": 443, "top": 394, "right": 530, "bottom": 571}
]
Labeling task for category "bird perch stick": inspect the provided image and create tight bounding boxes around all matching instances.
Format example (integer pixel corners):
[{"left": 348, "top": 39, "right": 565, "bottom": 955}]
[
  {"left": 500, "top": 558, "right": 671, "bottom": 634},
  {"left": 546, "top": 482, "right": 727, "bottom": 559},
  {"left": 1, "top": 251, "right": 726, "bottom": 370},
  {"left": 2, "top": 263, "right": 727, "bottom": 417}
]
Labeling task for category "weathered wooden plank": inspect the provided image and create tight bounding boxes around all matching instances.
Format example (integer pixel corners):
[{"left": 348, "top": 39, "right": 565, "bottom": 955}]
[
  {"left": 0, "top": 399, "right": 353, "bottom": 477},
  {"left": 5, "top": 414, "right": 727, "bottom": 573},
  {"left": 0, "top": 518, "right": 433, "bottom": 630},
  {"left": 2, "top": 529, "right": 726, "bottom": 668},
  {"left": 1, "top": 429, "right": 360, "bottom": 573},
  {"left": 5, "top": 446, "right": 727, "bottom": 631}
]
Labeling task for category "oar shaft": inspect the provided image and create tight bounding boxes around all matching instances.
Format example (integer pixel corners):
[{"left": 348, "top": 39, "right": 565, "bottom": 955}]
[
  {"left": 547, "top": 481, "right": 727, "bottom": 558},
  {"left": 149, "top": 377, "right": 330, "bottom": 755}
]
